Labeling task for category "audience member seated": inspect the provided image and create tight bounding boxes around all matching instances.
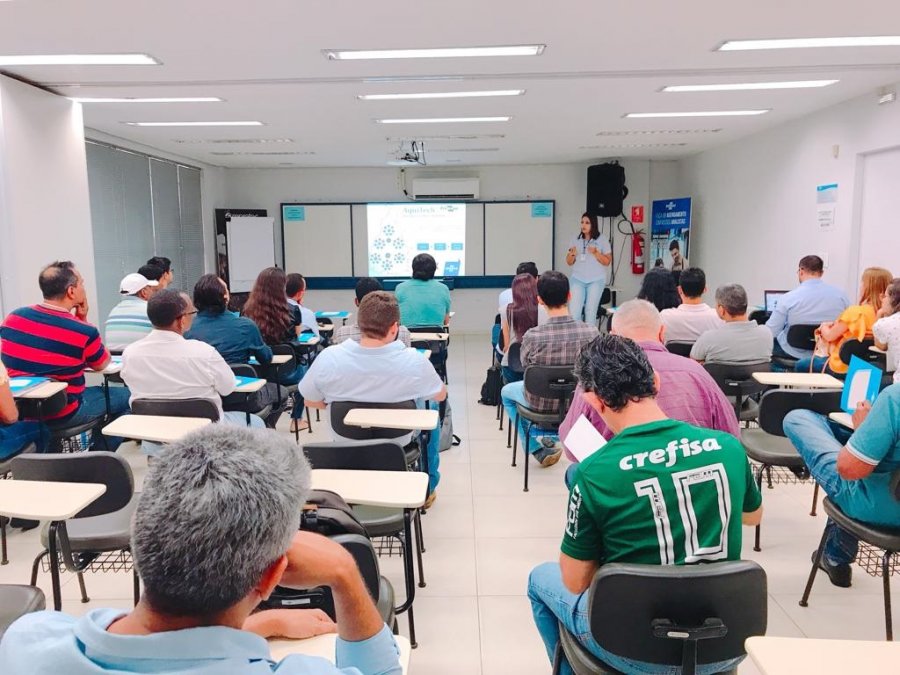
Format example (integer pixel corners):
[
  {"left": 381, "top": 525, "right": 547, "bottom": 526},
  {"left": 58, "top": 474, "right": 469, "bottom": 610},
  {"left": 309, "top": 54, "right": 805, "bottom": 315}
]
[
  {"left": 121, "top": 289, "right": 265, "bottom": 454},
  {"left": 104, "top": 272, "right": 159, "bottom": 353},
  {"left": 499, "top": 261, "right": 539, "bottom": 310},
  {"left": 0, "top": 425, "right": 401, "bottom": 674},
  {"left": 560, "top": 300, "right": 740, "bottom": 483},
  {"left": 660, "top": 267, "right": 723, "bottom": 343},
  {"left": 528, "top": 334, "right": 762, "bottom": 674},
  {"left": 500, "top": 273, "right": 541, "bottom": 383},
  {"left": 186, "top": 274, "right": 284, "bottom": 428},
  {"left": 334, "top": 277, "right": 411, "bottom": 347},
  {"left": 0, "top": 261, "right": 129, "bottom": 451},
  {"left": 145, "top": 256, "right": 173, "bottom": 289},
  {"left": 243, "top": 267, "right": 308, "bottom": 432},
  {"left": 784, "top": 385, "right": 900, "bottom": 587},
  {"left": 286, "top": 272, "right": 320, "bottom": 337},
  {"left": 0, "top": 360, "right": 46, "bottom": 460},
  {"left": 395, "top": 253, "right": 451, "bottom": 327},
  {"left": 794, "top": 266, "right": 891, "bottom": 374},
  {"left": 501, "top": 271, "right": 599, "bottom": 468},
  {"left": 636, "top": 267, "right": 681, "bottom": 312},
  {"left": 766, "top": 254, "right": 850, "bottom": 361},
  {"left": 691, "top": 283, "right": 773, "bottom": 364},
  {"left": 874, "top": 277, "right": 900, "bottom": 381},
  {"left": 299, "top": 291, "right": 446, "bottom": 500}
]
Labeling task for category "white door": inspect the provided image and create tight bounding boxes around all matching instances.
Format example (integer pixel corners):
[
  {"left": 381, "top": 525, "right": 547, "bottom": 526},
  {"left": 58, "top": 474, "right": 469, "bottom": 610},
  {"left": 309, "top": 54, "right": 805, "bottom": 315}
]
[{"left": 857, "top": 147, "right": 900, "bottom": 281}]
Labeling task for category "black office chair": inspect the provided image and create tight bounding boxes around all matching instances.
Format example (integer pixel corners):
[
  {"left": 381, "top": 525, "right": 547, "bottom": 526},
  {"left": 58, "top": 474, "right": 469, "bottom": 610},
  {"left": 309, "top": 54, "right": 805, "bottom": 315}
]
[
  {"left": 553, "top": 561, "right": 768, "bottom": 675},
  {"left": 838, "top": 338, "right": 881, "bottom": 368},
  {"left": 665, "top": 341, "right": 695, "bottom": 358},
  {"left": 0, "top": 442, "right": 37, "bottom": 565},
  {"left": 748, "top": 309, "right": 770, "bottom": 325},
  {"left": 703, "top": 362, "right": 771, "bottom": 423},
  {"left": 0, "top": 585, "right": 45, "bottom": 641},
  {"left": 512, "top": 365, "right": 577, "bottom": 492},
  {"left": 131, "top": 397, "right": 220, "bottom": 422},
  {"left": 11, "top": 452, "right": 139, "bottom": 610},
  {"left": 596, "top": 287, "right": 613, "bottom": 330},
  {"left": 409, "top": 325, "right": 449, "bottom": 383},
  {"left": 771, "top": 324, "right": 818, "bottom": 370},
  {"left": 740, "top": 388, "right": 842, "bottom": 551},
  {"left": 800, "top": 469, "right": 900, "bottom": 640},
  {"left": 222, "top": 363, "right": 273, "bottom": 426},
  {"left": 498, "top": 342, "right": 524, "bottom": 432}
]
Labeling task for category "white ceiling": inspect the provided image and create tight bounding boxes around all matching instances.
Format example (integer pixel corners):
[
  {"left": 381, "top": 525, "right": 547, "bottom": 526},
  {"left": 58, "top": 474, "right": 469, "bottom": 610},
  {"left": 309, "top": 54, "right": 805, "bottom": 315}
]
[{"left": 2, "top": 0, "right": 900, "bottom": 168}]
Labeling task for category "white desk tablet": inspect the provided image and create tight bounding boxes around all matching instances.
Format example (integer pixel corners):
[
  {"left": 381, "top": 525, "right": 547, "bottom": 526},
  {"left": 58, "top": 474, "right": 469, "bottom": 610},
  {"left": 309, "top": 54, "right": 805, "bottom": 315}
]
[
  {"left": 343, "top": 407, "right": 439, "bottom": 432},
  {"left": 0, "top": 480, "right": 106, "bottom": 521},
  {"left": 269, "top": 633, "right": 410, "bottom": 673},
  {"left": 409, "top": 332, "right": 449, "bottom": 342},
  {"left": 828, "top": 411, "right": 854, "bottom": 429},
  {"left": 310, "top": 469, "right": 428, "bottom": 509},
  {"left": 102, "top": 414, "right": 212, "bottom": 444},
  {"left": 745, "top": 636, "right": 900, "bottom": 674},
  {"left": 752, "top": 372, "right": 844, "bottom": 389},
  {"left": 11, "top": 380, "right": 67, "bottom": 400}
]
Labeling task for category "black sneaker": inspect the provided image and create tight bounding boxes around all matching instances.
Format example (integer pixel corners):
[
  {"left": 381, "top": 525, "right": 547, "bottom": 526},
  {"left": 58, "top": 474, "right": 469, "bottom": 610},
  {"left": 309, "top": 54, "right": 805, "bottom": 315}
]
[{"left": 812, "top": 550, "right": 852, "bottom": 588}]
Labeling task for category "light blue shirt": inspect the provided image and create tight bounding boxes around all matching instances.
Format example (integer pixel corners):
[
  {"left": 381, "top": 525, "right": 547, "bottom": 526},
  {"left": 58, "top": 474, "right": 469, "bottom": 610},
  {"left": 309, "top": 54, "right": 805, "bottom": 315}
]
[
  {"left": 288, "top": 298, "right": 321, "bottom": 337},
  {"left": 843, "top": 384, "right": 900, "bottom": 525},
  {"left": 0, "top": 609, "right": 401, "bottom": 675},
  {"left": 765, "top": 278, "right": 849, "bottom": 358},
  {"left": 394, "top": 279, "right": 451, "bottom": 327},
  {"left": 568, "top": 234, "right": 612, "bottom": 284}
]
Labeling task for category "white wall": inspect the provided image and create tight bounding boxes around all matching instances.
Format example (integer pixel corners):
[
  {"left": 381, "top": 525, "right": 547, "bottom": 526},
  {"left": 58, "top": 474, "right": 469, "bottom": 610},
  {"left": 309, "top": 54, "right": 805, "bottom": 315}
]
[
  {"left": 0, "top": 75, "right": 97, "bottom": 313},
  {"left": 220, "top": 160, "right": 670, "bottom": 332},
  {"left": 679, "top": 82, "right": 900, "bottom": 306}
]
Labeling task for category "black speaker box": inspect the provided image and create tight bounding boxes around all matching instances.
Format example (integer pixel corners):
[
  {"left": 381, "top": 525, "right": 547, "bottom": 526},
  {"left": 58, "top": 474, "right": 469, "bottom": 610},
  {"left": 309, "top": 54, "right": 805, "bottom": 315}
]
[{"left": 586, "top": 162, "right": 628, "bottom": 217}]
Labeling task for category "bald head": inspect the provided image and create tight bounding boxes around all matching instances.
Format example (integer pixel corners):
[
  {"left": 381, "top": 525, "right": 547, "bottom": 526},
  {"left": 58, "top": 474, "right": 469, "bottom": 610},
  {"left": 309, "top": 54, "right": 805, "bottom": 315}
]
[{"left": 611, "top": 299, "right": 664, "bottom": 344}]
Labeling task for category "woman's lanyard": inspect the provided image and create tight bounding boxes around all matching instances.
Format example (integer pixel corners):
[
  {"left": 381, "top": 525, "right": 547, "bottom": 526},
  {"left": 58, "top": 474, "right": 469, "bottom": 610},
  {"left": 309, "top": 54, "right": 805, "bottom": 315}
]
[{"left": 580, "top": 237, "right": 591, "bottom": 261}]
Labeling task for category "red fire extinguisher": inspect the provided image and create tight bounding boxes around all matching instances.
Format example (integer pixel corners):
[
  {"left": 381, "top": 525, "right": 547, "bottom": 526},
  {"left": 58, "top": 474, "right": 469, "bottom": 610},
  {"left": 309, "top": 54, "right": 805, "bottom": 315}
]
[{"left": 631, "top": 231, "right": 645, "bottom": 274}]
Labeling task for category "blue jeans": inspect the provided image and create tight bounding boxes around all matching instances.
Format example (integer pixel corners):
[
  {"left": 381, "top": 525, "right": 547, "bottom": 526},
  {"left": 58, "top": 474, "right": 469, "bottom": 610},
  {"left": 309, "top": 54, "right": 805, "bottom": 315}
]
[
  {"left": 46, "top": 386, "right": 130, "bottom": 451},
  {"left": 501, "top": 365, "right": 523, "bottom": 384},
  {"left": 793, "top": 356, "right": 832, "bottom": 374},
  {"left": 416, "top": 400, "right": 441, "bottom": 493},
  {"left": 783, "top": 409, "right": 861, "bottom": 565},
  {"left": 0, "top": 420, "right": 47, "bottom": 460},
  {"left": 569, "top": 278, "right": 605, "bottom": 327},
  {"left": 528, "top": 562, "right": 743, "bottom": 674},
  {"left": 280, "top": 365, "right": 307, "bottom": 419},
  {"left": 501, "top": 382, "right": 558, "bottom": 456}
]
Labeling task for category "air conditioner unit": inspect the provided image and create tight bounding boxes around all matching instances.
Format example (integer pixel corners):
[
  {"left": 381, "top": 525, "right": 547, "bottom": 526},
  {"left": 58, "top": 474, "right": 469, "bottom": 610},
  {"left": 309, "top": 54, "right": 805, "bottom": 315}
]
[{"left": 411, "top": 177, "right": 480, "bottom": 200}]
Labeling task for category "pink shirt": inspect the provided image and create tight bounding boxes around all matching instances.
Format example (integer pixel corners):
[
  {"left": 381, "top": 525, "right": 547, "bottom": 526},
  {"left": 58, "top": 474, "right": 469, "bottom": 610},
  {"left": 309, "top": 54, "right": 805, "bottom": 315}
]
[
  {"left": 660, "top": 303, "right": 723, "bottom": 343},
  {"left": 560, "top": 340, "right": 740, "bottom": 463}
]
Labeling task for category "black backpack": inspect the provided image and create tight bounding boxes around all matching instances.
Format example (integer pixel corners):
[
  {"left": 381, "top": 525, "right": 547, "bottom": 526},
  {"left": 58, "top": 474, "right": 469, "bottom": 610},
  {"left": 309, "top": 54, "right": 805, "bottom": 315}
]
[{"left": 478, "top": 365, "right": 503, "bottom": 406}]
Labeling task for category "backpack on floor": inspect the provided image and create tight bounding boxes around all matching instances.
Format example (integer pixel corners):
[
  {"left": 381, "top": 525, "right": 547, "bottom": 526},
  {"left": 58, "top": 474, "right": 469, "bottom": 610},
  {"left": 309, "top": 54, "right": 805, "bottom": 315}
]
[
  {"left": 438, "top": 399, "right": 462, "bottom": 452},
  {"left": 478, "top": 365, "right": 502, "bottom": 406}
]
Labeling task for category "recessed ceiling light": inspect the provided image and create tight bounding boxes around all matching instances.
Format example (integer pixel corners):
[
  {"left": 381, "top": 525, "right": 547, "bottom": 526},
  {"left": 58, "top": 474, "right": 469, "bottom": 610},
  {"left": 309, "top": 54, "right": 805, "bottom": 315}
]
[
  {"left": 172, "top": 138, "right": 294, "bottom": 144},
  {"left": 359, "top": 89, "right": 524, "bottom": 100},
  {"left": 376, "top": 116, "right": 510, "bottom": 124},
  {"left": 324, "top": 45, "right": 545, "bottom": 60},
  {"left": 0, "top": 53, "right": 159, "bottom": 66},
  {"left": 625, "top": 110, "right": 769, "bottom": 118},
  {"left": 662, "top": 80, "right": 838, "bottom": 92},
  {"left": 72, "top": 96, "right": 222, "bottom": 103},
  {"left": 717, "top": 36, "right": 900, "bottom": 51},
  {"left": 597, "top": 129, "right": 721, "bottom": 136},
  {"left": 124, "top": 121, "right": 263, "bottom": 127},
  {"left": 385, "top": 134, "right": 505, "bottom": 141}
]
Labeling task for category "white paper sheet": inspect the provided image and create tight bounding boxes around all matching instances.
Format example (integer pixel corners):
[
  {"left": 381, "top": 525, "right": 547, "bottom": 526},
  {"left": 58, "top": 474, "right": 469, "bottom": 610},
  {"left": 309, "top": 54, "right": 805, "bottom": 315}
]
[{"left": 564, "top": 414, "right": 607, "bottom": 463}]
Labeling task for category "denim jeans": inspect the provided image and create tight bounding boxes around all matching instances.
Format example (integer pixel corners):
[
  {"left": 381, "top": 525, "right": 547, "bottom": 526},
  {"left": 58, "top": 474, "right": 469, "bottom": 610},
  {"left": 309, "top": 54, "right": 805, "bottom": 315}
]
[
  {"left": 501, "top": 365, "right": 523, "bottom": 384},
  {"left": 501, "top": 382, "right": 558, "bottom": 455},
  {"left": 569, "top": 278, "right": 605, "bottom": 327},
  {"left": 0, "top": 420, "right": 47, "bottom": 460},
  {"left": 420, "top": 400, "right": 441, "bottom": 493},
  {"left": 280, "top": 365, "right": 307, "bottom": 419},
  {"left": 46, "top": 386, "right": 130, "bottom": 451},
  {"left": 783, "top": 409, "right": 861, "bottom": 565},
  {"left": 793, "top": 355, "right": 831, "bottom": 374},
  {"left": 528, "top": 562, "right": 744, "bottom": 675}
]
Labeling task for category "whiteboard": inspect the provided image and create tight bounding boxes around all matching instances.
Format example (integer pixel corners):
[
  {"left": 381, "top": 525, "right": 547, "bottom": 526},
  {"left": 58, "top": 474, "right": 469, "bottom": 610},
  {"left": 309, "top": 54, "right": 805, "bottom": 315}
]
[
  {"left": 226, "top": 216, "right": 276, "bottom": 292},
  {"left": 484, "top": 202, "right": 554, "bottom": 275},
  {"left": 283, "top": 205, "right": 353, "bottom": 277}
]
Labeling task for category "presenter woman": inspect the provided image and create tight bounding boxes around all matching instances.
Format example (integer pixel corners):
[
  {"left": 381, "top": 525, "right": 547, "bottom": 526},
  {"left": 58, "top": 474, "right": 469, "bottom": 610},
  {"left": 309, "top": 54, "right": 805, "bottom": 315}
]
[{"left": 565, "top": 212, "right": 612, "bottom": 326}]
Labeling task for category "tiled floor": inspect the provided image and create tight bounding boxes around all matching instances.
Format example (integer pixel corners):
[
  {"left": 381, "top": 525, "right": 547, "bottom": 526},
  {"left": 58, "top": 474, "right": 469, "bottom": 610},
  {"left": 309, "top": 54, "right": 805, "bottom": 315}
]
[{"left": 1, "top": 333, "right": 896, "bottom": 673}]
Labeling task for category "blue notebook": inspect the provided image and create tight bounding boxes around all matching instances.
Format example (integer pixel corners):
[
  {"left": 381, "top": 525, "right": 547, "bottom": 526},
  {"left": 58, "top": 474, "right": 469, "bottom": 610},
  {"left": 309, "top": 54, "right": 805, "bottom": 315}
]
[
  {"left": 234, "top": 375, "right": 264, "bottom": 388},
  {"left": 9, "top": 377, "right": 50, "bottom": 396},
  {"left": 316, "top": 311, "right": 349, "bottom": 319},
  {"left": 297, "top": 333, "right": 317, "bottom": 344},
  {"left": 841, "top": 355, "right": 883, "bottom": 414}
]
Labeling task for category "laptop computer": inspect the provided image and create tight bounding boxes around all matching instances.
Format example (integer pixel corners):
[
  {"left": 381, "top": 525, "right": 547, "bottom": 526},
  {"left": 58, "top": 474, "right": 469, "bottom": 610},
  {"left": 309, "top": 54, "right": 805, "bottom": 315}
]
[{"left": 764, "top": 290, "right": 789, "bottom": 313}]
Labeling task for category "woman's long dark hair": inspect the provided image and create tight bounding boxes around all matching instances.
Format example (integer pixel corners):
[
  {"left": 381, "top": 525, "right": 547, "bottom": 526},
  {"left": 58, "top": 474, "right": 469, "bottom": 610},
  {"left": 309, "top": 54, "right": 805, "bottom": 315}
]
[
  {"left": 242, "top": 267, "right": 292, "bottom": 344},
  {"left": 638, "top": 268, "right": 681, "bottom": 312},
  {"left": 578, "top": 212, "right": 600, "bottom": 241},
  {"left": 509, "top": 273, "right": 539, "bottom": 339}
]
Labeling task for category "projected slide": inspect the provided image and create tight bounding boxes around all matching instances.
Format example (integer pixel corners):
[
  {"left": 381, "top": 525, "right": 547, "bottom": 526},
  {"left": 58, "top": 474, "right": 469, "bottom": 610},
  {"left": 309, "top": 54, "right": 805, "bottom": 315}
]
[{"left": 367, "top": 203, "right": 466, "bottom": 276}]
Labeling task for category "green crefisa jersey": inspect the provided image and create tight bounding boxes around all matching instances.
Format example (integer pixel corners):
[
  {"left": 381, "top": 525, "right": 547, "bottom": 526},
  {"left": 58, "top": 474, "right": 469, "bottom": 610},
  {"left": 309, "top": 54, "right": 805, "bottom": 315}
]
[{"left": 562, "top": 419, "right": 762, "bottom": 566}]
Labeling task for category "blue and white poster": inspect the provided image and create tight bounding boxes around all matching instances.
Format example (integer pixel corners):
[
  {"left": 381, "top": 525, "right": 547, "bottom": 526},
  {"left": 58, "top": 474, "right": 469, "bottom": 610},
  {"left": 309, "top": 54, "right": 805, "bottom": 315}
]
[{"left": 650, "top": 197, "right": 692, "bottom": 272}]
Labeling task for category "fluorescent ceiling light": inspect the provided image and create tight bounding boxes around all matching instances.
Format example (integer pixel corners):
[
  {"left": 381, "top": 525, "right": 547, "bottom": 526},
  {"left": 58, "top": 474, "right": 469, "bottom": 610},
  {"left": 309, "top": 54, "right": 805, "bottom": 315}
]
[
  {"left": 124, "top": 121, "right": 263, "bottom": 127},
  {"left": 580, "top": 143, "right": 688, "bottom": 149},
  {"left": 663, "top": 80, "right": 837, "bottom": 92},
  {"left": 325, "top": 45, "right": 545, "bottom": 60},
  {"left": 73, "top": 97, "right": 221, "bottom": 103},
  {"left": 597, "top": 129, "right": 721, "bottom": 136},
  {"left": 385, "top": 134, "right": 505, "bottom": 141},
  {"left": 625, "top": 110, "right": 769, "bottom": 118},
  {"left": 0, "top": 53, "right": 159, "bottom": 66},
  {"left": 359, "top": 89, "right": 524, "bottom": 100},
  {"left": 172, "top": 138, "right": 294, "bottom": 144},
  {"left": 377, "top": 116, "right": 510, "bottom": 124},
  {"left": 717, "top": 36, "right": 900, "bottom": 51}
]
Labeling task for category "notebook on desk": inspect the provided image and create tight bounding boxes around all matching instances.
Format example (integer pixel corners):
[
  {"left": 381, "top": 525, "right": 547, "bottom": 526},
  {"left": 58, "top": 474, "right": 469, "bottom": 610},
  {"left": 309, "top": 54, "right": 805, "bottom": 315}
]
[
  {"left": 8, "top": 377, "right": 50, "bottom": 396},
  {"left": 233, "top": 375, "right": 264, "bottom": 388},
  {"left": 297, "top": 333, "right": 317, "bottom": 344}
]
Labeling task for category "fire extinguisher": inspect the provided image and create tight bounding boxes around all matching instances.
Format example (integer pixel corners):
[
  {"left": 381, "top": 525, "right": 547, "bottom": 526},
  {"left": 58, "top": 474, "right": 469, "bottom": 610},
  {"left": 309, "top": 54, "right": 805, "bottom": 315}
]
[{"left": 631, "top": 231, "right": 645, "bottom": 274}]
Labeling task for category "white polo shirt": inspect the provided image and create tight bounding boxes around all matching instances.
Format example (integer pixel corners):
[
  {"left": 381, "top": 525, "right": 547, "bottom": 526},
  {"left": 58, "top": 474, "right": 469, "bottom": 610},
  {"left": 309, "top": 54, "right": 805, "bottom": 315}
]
[
  {"left": 120, "top": 330, "right": 236, "bottom": 419},
  {"left": 298, "top": 339, "right": 444, "bottom": 443},
  {"left": 660, "top": 303, "right": 724, "bottom": 343}
]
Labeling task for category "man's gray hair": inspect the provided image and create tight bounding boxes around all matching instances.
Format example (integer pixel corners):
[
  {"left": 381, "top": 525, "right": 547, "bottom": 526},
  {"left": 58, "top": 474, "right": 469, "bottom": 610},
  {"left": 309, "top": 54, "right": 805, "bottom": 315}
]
[
  {"left": 132, "top": 425, "right": 310, "bottom": 617},
  {"left": 611, "top": 299, "right": 662, "bottom": 337},
  {"left": 715, "top": 283, "right": 748, "bottom": 316}
]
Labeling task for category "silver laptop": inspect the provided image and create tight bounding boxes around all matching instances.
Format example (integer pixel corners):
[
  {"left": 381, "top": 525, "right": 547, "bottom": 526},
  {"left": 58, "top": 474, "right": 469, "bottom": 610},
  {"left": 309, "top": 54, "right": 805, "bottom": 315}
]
[{"left": 764, "top": 290, "right": 789, "bottom": 313}]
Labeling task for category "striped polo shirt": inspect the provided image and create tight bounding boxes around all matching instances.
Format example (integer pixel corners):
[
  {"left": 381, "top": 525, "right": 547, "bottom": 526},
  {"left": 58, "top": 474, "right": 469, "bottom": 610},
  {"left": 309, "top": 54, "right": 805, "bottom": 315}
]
[
  {"left": 104, "top": 296, "right": 152, "bottom": 353},
  {"left": 0, "top": 304, "right": 109, "bottom": 421}
]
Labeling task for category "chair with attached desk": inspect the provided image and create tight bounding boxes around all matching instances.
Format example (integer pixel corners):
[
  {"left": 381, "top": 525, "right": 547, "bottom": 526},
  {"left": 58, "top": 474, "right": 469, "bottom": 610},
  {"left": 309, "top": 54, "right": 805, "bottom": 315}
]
[
  {"left": 498, "top": 341, "right": 524, "bottom": 433},
  {"left": 11, "top": 451, "right": 139, "bottom": 611},
  {"left": 513, "top": 365, "right": 578, "bottom": 492},
  {"left": 553, "top": 561, "right": 768, "bottom": 675},
  {"left": 0, "top": 443, "right": 37, "bottom": 565},
  {"left": 665, "top": 341, "right": 695, "bottom": 358},
  {"left": 223, "top": 364, "right": 273, "bottom": 427},
  {"left": 131, "top": 398, "right": 220, "bottom": 423},
  {"left": 703, "top": 362, "right": 771, "bottom": 424},
  {"left": 0, "top": 584, "right": 45, "bottom": 641},
  {"left": 409, "top": 326, "right": 449, "bottom": 383},
  {"left": 15, "top": 383, "right": 110, "bottom": 453},
  {"left": 800, "top": 469, "right": 900, "bottom": 640},
  {"left": 771, "top": 324, "right": 818, "bottom": 370},
  {"left": 329, "top": 400, "right": 423, "bottom": 471},
  {"left": 741, "top": 388, "right": 842, "bottom": 551}
]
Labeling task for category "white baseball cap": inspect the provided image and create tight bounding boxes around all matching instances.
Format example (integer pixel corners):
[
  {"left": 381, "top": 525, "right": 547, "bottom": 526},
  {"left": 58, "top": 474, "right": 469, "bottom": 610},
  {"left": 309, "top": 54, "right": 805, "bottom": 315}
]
[{"left": 120, "top": 273, "right": 159, "bottom": 295}]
